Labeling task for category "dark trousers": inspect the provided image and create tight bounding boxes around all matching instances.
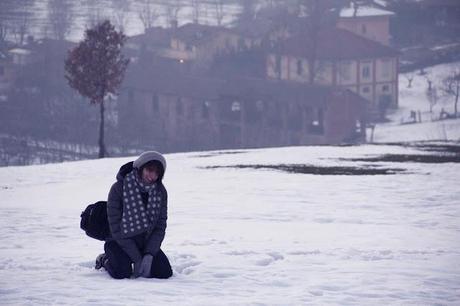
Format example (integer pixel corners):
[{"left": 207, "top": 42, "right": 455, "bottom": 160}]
[{"left": 104, "top": 241, "right": 173, "bottom": 279}]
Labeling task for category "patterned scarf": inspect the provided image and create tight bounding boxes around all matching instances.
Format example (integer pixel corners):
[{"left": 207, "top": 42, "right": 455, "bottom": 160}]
[{"left": 120, "top": 170, "right": 162, "bottom": 238}]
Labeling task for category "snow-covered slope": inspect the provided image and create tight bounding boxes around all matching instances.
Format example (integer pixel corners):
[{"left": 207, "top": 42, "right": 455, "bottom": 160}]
[
  {"left": 1, "top": 145, "right": 459, "bottom": 305},
  {"left": 373, "top": 62, "right": 460, "bottom": 142}
]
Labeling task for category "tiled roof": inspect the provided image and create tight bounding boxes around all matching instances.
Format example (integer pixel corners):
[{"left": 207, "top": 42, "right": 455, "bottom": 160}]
[
  {"left": 274, "top": 27, "right": 399, "bottom": 60},
  {"left": 173, "top": 23, "right": 234, "bottom": 45},
  {"left": 128, "top": 27, "right": 172, "bottom": 47}
]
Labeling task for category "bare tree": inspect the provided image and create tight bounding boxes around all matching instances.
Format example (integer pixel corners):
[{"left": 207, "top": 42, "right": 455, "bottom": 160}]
[
  {"left": 403, "top": 73, "right": 415, "bottom": 88},
  {"left": 112, "top": 0, "right": 131, "bottom": 33},
  {"left": 441, "top": 67, "right": 460, "bottom": 117},
  {"left": 0, "top": 22, "right": 7, "bottom": 45},
  {"left": 164, "top": 0, "right": 183, "bottom": 28},
  {"left": 235, "top": 0, "right": 258, "bottom": 27},
  {"left": 82, "top": 0, "right": 110, "bottom": 29},
  {"left": 426, "top": 86, "right": 438, "bottom": 114},
  {"left": 299, "top": 0, "right": 346, "bottom": 84},
  {"left": 0, "top": 0, "right": 35, "bottom": 45},
  {"left": 48, "top": 0, "right": 74, "bottom": 41},
  {"left": 190, "top": 0, "right": 202, "bottom": 24},
  {"left": 11, "top": 10, "right": 30, "bottom": 45},
  {"left": 138, "top": 0, "right": 158, "bottom": 31},
  {"left": 211, "top": 0, "right": 225, "bottom": 26},
  {"left": 350, "top": 0, "right": 374, "bottom": 17}
]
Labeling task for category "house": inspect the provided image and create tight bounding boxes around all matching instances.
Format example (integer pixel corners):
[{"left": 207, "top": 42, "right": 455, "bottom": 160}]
[
  {"left": 266, "top": 27, "right": 399, "bottom": 117},
  {"left": 118, "top": 66, "right": 367, "bottom": 151},
  {"left": 8, "top": 47, "right": 33, "bottom": 66},
  {"left": 0, "top": 50, "right": 13, "bottom": 94},
  {"left": 126, "top": 23, "right": 242, "bottom": 71},
  {"left": 125, "top": 26, "right": 173, "bottom": 63},
  {"left": 165, "top": 23, "right": 240, "bottom": 67},
  {"left": 337, "top": 4, "right": 394, "bottom": 46}
]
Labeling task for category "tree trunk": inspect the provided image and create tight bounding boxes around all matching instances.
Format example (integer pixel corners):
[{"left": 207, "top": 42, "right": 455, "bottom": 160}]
[
  {"left": 455, "top": 83, "right": 459, "bottom": 117},
  {"left": 98, "top": 101, "right": 106, "bottom": 158}
]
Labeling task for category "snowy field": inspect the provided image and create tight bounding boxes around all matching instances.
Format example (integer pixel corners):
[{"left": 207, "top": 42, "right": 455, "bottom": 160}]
[{"left": 1, "top": 144, "right": 459, "bottom": 305}]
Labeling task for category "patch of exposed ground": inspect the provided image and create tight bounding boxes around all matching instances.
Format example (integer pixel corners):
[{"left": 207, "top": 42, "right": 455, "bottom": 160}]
[
  {"left": 192, "top": 151, "right": 248, "bottom": 158},
  {"left": 204, "top": 164, "right": 407, "bottom": 175}
]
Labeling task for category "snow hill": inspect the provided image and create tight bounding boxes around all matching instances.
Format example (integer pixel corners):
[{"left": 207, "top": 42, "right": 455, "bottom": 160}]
[{"left": 1, "top": 144, "right": 459, "bottom": 305}]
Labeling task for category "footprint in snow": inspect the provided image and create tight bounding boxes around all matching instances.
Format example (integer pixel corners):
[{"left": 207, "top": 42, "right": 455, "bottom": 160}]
[
  {"left": 224, "top": 250, "right": 256, "bottom": 256},
  {"left": 213, "top": 272, "right": 236, "bottom": 278},
  {"left": 77, "top": 261, "right": 95, "bottom": 269},
  {"left": 313, "top": 218, "right": 335, "bottom": 223},
  {"left": 174, "top": 260, "right": 201, "bottom": 274},
  {"left": 254, "top": 253, "right": 284, "bottom": 266},
  {"left": 309, "top": 290, "right": 323, "bottom": 296}
]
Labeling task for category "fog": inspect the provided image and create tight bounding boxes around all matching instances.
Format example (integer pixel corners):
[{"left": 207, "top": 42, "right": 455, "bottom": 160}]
[{"left": 1, "top": 0, "right": 459, "bottom": 166}]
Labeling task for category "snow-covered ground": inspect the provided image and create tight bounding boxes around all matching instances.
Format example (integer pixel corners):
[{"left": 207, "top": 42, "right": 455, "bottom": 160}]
[
  {"left": 1, "top": 145, "right": 459, "bottom": 305},
  {"left": 373, "top": 62, "right": 460, "bottom": 142}
]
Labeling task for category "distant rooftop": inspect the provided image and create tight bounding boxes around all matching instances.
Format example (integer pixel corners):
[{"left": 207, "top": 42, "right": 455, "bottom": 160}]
[
  {"left": 8, "top": 48, "right": 32, "bottom": 56},
  {"left": 273, "top": 27, "right": 399, "bottom": 60},
  {"left": 174, "top": 23, "right": 234, "bottom": 45},
  {"left": 340, "top": 5, "right": 394, "bottom": 18}
]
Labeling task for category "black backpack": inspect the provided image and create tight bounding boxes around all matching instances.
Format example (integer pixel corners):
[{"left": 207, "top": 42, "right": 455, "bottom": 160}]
[{"left": 80, "top": 201, "right": 110, "bottom": 241}]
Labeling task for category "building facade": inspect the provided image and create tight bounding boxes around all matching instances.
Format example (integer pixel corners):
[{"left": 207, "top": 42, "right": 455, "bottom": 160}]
[
  {"left": 119, "top": 69, "right": 367, "bottom": 151},
  {"left": 336, "top": 5, "right": 394, "bottom": 46},
  {"left": 266, "top": 28, "right": 399, "bottom": 118}
]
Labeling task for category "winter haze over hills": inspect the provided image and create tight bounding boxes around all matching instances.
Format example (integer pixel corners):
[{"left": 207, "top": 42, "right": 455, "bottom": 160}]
[
  {"left": 1, "top": 1, "right": 460, "bottom": 304},
  {"left": 1, "top": 61, "right": 460, "bottom": 302}
]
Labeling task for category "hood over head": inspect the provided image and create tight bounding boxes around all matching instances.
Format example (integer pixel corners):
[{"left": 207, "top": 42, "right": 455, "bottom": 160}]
[
  {"left": 133, "top": 151, "right": 166, "bottom": 172},
  {"left": 116, "top": 151, "right": 167, "bottom": 182}
]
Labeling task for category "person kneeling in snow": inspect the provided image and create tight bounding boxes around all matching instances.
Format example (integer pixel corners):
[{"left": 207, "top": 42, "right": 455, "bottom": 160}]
[{"left": 96, "top": 151, "right": 173, "bottom": 279}]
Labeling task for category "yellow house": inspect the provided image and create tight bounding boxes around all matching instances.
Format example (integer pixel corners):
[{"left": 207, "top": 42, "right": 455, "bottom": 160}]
[
  {"left": 266, "top": 28, "right": 399, "bottom": 114},
  {"left": 337, "top": 5, "right": 394, "bottom": 46}
]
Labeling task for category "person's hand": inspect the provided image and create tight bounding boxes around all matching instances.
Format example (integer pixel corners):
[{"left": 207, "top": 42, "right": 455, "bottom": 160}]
[
  {"left": 133, "top": 260, "right": 142, "bottom": 278},
  {"left": 140, "top": 254, "right": 154, "bottom": 277}
]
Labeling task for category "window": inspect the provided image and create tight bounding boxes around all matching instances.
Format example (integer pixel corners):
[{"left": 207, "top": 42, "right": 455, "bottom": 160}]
[
  {"left": 355, "top": 120, "right": 362, "bottom": 134},
  {"left": 309, "top": 107, "right": 324, "bottom": 135},
  {"left": 297, "top": 59, "right": 303, "bottom": 76},
  {"left": 176, "top": 97, "right": 183, "bottom": 115},
  {"left": 238, "top": 37, "right": 245, "bottom": 50},
  {"left": 255, "top": 100, "right": 264, "bottom": 112},
  {"left": 362, "top": 65, "right": 371, "bottom": 79},
  {"left": 202, "top": 101, "right": 210, "bottom": 119},
  {"left": 382, "top": 85, "right": 390, "bottom": 92},
  {"left": 288, "top": 104, "right": 302, "bottom": 131},
  {"left": 362, "top": 86, "right": 370, "bottom": 94},
  {"left": 381, "top": 59, "right": 392, "bottom": 78},
  {"left": 231, "top": 101, "right": 241, "bottom": 112},
  {"left": 276, "top": 55, "right": 282, "bottom": 76},
  {"left": 339, "top": 61, "right": 352, "bottom": 81},
  {"left": 152, "top": 94, "right": 159, "bottom": 113}
]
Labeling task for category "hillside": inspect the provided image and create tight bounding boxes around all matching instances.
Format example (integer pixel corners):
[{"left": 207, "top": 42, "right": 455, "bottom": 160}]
[
  {"left": 1, "top": 144, "right": 459, "bottom": 304},
  {"left": 373, "top": 61, "right": 460, "bottom": 142}
]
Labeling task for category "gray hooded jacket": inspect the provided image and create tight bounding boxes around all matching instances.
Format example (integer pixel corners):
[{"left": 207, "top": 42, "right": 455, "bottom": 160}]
[{"left": 107, "top": 159, "right": 168, "bottom": 263}]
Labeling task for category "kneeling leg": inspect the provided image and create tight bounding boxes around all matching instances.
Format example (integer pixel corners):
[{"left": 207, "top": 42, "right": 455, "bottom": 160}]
[
  {"left": 147, "top": 249, "right": 173, "bottom": 279},
  {"left": 103, "top": 241, "right": 132, "bottom": 279}
]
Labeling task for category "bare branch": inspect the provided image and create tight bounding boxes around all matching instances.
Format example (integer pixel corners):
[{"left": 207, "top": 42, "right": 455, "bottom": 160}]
[{"left": 138, "top": 0, "right": 158, "bottom": 31}]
